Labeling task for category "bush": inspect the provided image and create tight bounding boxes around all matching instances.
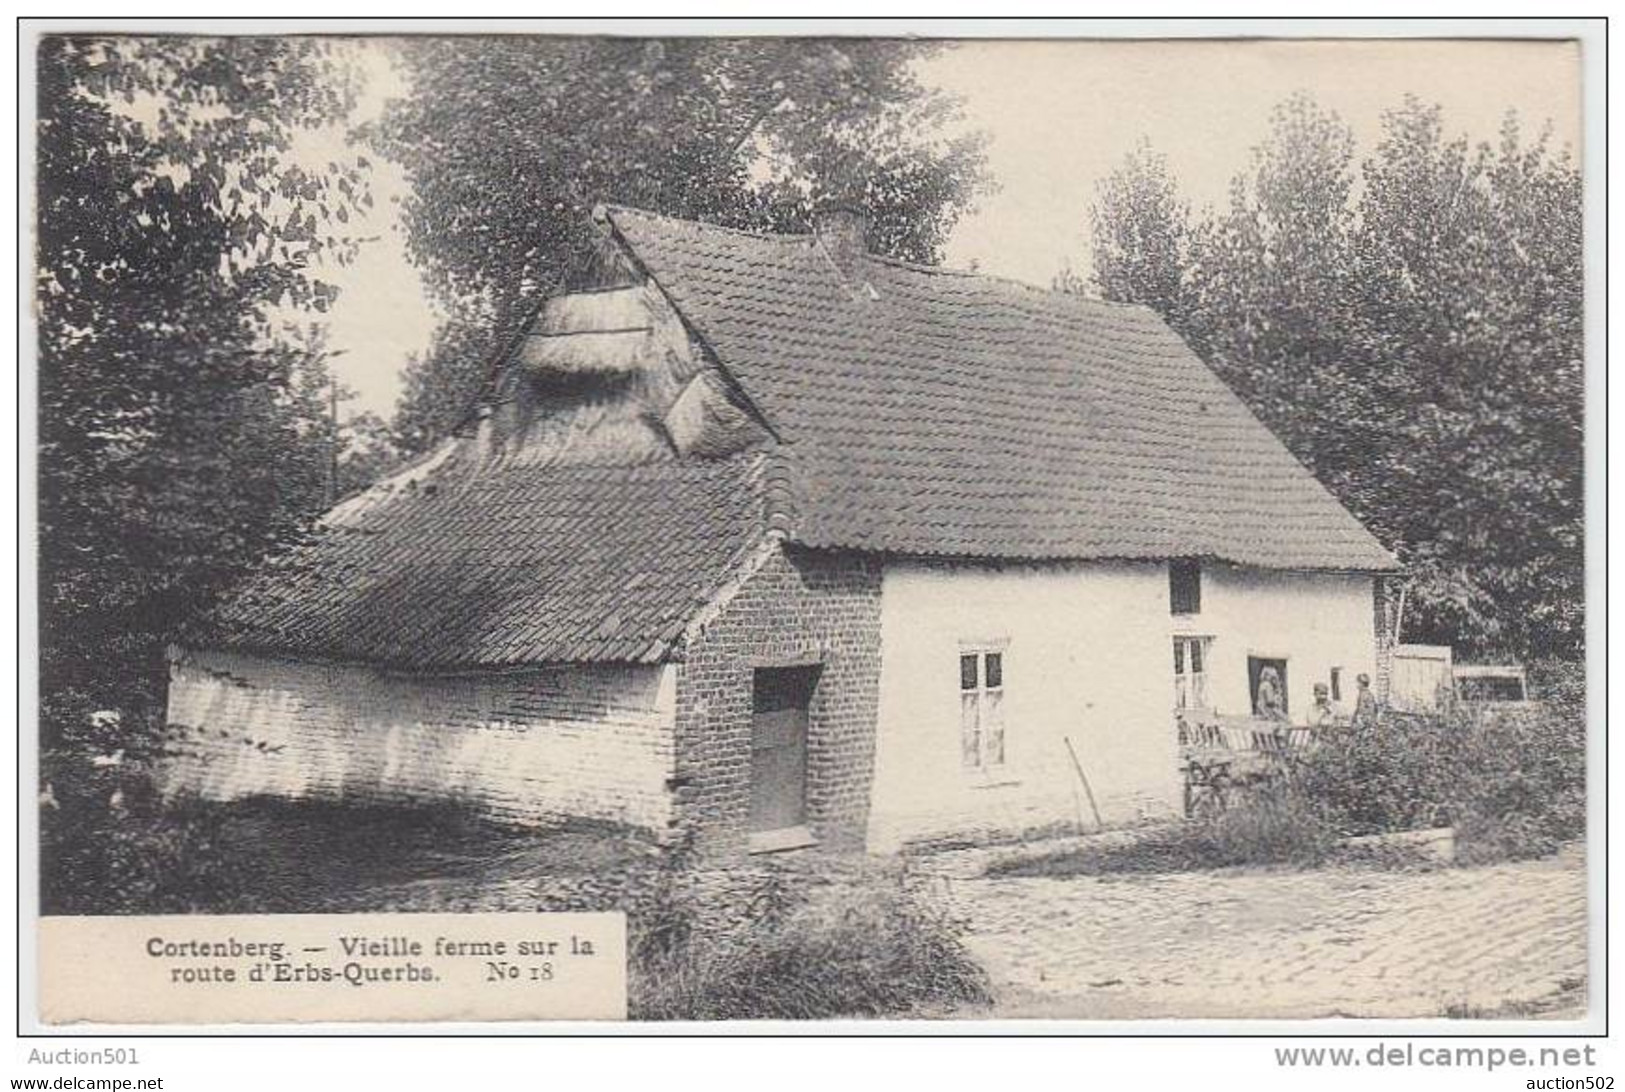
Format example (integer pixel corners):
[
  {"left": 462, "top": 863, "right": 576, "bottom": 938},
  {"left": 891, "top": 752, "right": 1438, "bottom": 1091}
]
[
  {"left": 629, "top": 857, "right": 991, "bottom": 1020},
  {"left": 1297, "top": 662, "right": 1584, "bottom": 861},
  {"left": 40, "top": 743, "right": 262, "bottom": 916},
  {"left": 41, "top": 794, "right": 264, "bottom": 915},
  {"left": 1201, "top": 786, "right": 1338, "bottom": 866},
  {"left": 1291, "top": 714, "right": 1459, "bottom": 836},
  {"left": 38, "top": 699, "right": 262, "bottom": 915}
]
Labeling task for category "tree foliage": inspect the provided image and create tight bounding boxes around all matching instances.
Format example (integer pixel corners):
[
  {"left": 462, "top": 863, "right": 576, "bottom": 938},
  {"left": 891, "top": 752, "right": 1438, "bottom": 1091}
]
[
  {"left": 36, "top": 36, "right": 368, "bottom": 722},
  {"left": 372, "top": 37, "right": 990, "bottom": 449},
  {"left": 1081, "top": 94, "right": 1583, "bottom": 658},
  {"left": 1072, "top": 140, "right": 1191, "bottom": 320}
]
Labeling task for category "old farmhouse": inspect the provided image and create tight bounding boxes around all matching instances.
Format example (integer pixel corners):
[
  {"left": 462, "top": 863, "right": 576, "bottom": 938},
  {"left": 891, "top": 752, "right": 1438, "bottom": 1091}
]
[{"left": 164, "top": 204, "right": 1400, "bottom": 854}]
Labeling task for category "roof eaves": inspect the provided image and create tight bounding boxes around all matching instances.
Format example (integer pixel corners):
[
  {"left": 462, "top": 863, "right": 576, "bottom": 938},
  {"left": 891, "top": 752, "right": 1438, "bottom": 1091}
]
[{"left": 782, "top": 535, "right": 1401, "bottom": 574}]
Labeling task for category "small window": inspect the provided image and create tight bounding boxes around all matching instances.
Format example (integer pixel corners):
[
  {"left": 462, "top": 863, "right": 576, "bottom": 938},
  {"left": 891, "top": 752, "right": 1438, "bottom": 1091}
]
[
  {"left": 960, "top": 653, "right": 979, "bottom": 691},
  {"left": 1173, "top": 636, "right": 1213, "bottom": 711},
  {"left": 1170, "top": 560, "right": 1201, "bottom": 615},
  {"left": 959, "top": 649, "right": 1006, "bottom": 770},
  {"left": 1330, "top": 667, "right": 1343, "bottom": 702}
]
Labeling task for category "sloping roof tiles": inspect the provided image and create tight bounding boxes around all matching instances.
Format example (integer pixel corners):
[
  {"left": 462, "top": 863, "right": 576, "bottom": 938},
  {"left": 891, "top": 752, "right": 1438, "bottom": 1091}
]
[
  {"left": 200, "top": 453, "right": 768, "bottom": 668},
  {"left": 200, "top": 206, "right": 1396, "bottom": 670},
  {"left": 606, "top": 206, "right": 1397, "bottom": 572}
]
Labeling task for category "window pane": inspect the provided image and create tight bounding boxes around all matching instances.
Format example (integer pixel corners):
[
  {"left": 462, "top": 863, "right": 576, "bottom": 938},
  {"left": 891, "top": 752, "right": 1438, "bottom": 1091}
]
[
  {"left": 1190, "top": 639, "right": 1203, "bottom": 674},
  {"left": 984, "top": 652, "right": 1003, "bottom": 689},
  {"left": 984, "top": 690, "right": 1005, "bottom": 765},
  {"left": 1173, "top": 639, "right": 1185, "bottom": 674},
  {"left": 960, "top": 653, "right": 979, "bottom": 691},
  {"left": 960, "top": 692, "right": 981, "bottom": 767}
]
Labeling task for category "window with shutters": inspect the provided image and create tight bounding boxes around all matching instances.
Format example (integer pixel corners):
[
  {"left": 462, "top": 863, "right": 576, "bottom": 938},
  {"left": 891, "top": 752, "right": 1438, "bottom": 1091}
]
[{"left": 959, "top": 648, "right": 1006, "bottom": 771}]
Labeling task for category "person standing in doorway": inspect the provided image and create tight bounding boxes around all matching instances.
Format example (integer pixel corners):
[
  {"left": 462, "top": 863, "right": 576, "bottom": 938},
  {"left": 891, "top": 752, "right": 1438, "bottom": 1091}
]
[{"left": 1255, "top": 665, "right": 1288, "bottom": 722}]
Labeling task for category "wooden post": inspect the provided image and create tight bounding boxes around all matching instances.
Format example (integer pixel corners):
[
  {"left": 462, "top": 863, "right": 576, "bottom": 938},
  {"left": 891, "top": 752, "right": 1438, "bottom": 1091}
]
[{"left": 1063, "top": 735, "right": 1105, "bottom": 832}]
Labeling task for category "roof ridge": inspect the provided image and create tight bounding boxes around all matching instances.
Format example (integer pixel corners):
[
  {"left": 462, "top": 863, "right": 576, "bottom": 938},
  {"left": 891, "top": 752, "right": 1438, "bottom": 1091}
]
[
  {"left": 864, "top": 250, "right": 1153, "bottom": 314},
  {"left": 601, "top": 202, "right": 1154, "bottom": 316},
  {"left": 597, "top": 203, "right": 814, "bottom": 246}
]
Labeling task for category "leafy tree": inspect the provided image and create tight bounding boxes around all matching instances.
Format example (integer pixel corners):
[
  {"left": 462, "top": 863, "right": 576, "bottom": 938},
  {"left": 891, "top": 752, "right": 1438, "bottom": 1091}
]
[
  {"left": 334, "top": 410, "right": 405, "bottom": 498},
  {"left": 1081, "top": 139, "right": 1192, "bottom": 323},
  {"left": 1352, "top": 100, "right": 1583, "bottom": 656},
  {"left": 1080, "top": 94, "right": 1583, "bottom": 659},
  {"left": 371, "top": 37, "right": 990, "bottom": 449},
  {"left": 1183, "top": 95, "right": 1374, "bottom": 510},
  {"left": 36, "top": 36, "right": 367, "bottom": 727}
]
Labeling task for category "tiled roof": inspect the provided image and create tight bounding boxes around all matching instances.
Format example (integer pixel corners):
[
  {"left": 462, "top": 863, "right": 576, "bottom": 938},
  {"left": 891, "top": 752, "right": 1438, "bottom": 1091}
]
[
  {"left": 199, "top": 452, "right": 768, "bottom": 667},
  {"left": 199, "top": 207, "right": 1395, "bottom": 670},
  {"left": 606, "top": 207, "right": 1398, "bottom": 572}
]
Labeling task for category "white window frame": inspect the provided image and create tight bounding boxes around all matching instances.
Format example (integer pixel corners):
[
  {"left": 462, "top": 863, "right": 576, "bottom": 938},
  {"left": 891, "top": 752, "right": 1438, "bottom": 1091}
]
[
  {"left": 958, "top": 642, "right": 1009, "bottom": 772},
  {"left": 1173, "top": 635, "right": 1214, "bottom": 712}
]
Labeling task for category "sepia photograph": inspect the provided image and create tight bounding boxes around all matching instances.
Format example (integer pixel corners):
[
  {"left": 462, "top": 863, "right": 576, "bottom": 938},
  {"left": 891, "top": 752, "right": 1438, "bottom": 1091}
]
[{"left": 23, "top": 19, "right": 1597, "bottom": 1036}]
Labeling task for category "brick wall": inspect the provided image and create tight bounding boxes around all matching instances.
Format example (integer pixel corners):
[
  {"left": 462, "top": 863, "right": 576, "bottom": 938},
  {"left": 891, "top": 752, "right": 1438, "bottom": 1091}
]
[
  {"left": 162, "top": 648, "right": 677, "bottom": 831},
  {"left": 1373, "top": 576, "right": 1397, "bottom": 702},
  {"left": 671, "top": 545, "right": 883, "bottom": 855}
]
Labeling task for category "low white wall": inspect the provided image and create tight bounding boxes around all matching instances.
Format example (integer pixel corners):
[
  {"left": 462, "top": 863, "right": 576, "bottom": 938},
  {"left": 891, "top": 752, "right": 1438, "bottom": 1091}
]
[
  {"left": 867, "top": 561, "right": 1181, "bottom": 850},
  {"left": 1189, "top": 566, "right": 1378, "bottom": 722},
  {"left": 162, "top": 648, "right": 677, "bottom": 832}
]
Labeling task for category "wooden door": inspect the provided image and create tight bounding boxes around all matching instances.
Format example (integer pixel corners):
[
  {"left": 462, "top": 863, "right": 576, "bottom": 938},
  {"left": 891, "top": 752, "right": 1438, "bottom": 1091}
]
[{"left": 749, "top": 666, "right": 817, "bottom": 833}]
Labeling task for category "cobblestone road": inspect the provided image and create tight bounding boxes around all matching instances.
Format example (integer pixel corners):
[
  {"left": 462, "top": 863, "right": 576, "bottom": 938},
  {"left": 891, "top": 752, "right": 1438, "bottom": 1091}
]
[{"left": 925, "top": 843, "right": 1587, "bottom": 1019}]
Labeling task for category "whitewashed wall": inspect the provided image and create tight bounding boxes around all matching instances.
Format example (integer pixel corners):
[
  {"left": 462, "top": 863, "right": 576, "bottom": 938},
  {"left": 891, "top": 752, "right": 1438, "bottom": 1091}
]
[
  {"left": 867, "top": 560, "right": 1180, "bottom": 850},
  {"left": 1187, "top": 566, "right": 1378, "bottom": 722},
  {"left": 866, "top": 560, "right": 1380, "bottom": 850},
  {"left": 162, "top": 649, "right": 677, "bottom": 832}
]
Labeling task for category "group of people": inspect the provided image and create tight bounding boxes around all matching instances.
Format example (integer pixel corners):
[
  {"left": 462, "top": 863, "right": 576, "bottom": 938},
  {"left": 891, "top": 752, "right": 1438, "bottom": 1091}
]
[{"left": 1255, "top": 665, "right": 1380, "bottom": 730}]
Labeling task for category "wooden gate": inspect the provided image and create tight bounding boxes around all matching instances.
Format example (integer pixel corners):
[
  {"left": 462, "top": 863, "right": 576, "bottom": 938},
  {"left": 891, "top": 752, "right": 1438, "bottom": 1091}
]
[{"left": 1389, "top": 644, "right": 1454, "bottom": 714}]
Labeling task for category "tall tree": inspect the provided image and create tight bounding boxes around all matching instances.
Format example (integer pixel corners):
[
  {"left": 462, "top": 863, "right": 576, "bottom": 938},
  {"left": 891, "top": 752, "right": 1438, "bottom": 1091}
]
[
  {"left": 371, "top": 37, "right": 989, "bottom": 449},
  {"left": 1083, "top": 94, "right": 1583, "bottom": 659},
  {"left": 1183, "top": 93, "right": 1373, "bottom": 512},
  {"left": 36, "top": 36, "right": 367, "bottom": 723},
  {"left": 1083, "top": 140, "right": 1192, "bottom": 324},
  {"left": 1352, "top": 99, "right": 1583, "bottom": 655}
]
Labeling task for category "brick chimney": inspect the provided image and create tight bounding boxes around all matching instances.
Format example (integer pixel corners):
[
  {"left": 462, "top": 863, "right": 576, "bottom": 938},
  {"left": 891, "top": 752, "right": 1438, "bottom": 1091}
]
[{"left": 812, "top": 202, "right": 871, "bottom": 284}]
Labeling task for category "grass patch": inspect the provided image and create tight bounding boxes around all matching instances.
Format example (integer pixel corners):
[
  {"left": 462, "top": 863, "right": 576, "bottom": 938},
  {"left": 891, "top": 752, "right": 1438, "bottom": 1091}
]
[
  {"left": 40, "top": 785, "right": 647, "bottom": 915},
  {"left": 988, "top": 789, "right": 1335, "bottom": 878}
]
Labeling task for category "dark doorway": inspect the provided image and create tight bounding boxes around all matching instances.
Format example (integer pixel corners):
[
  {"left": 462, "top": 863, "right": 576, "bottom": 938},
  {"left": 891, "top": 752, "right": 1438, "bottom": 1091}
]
[
  {"left": 1248, "top": 656, "right": 1289, "bottom": 719},
  {"left": 749, "top": 665, "right": 819, "bottom": 834}
]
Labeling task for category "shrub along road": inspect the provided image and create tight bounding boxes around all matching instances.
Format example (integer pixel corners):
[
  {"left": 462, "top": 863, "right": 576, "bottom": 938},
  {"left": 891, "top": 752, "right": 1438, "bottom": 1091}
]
[{"left": 926, "top": 842, "right": 1587, "bottom": 1020}]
